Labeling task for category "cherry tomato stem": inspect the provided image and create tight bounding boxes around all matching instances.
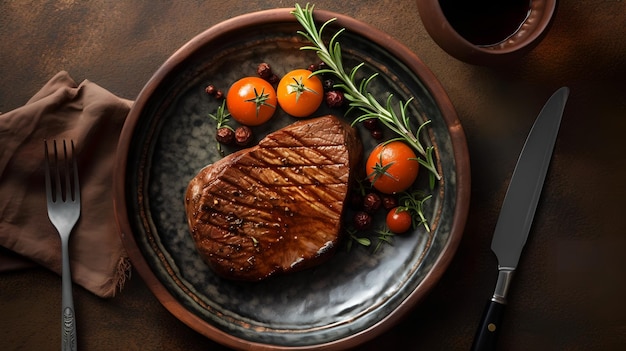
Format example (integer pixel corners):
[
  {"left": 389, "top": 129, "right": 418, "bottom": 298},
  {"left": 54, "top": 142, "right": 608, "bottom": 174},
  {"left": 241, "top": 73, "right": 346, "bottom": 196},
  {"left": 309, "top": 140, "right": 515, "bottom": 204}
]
[
  {"left": 277, "top": 69, "right": 324, "bottom": 117},
  {"left": 366, "top": 141, "right": 420, "bottom": 194},
  {"left": 226, "top": 77, "right": 277, "bottom": 126}
]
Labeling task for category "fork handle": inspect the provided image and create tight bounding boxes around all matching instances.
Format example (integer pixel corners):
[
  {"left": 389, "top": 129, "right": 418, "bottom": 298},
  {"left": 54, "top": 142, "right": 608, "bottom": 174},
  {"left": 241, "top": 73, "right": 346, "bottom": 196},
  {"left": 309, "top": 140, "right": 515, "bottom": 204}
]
[{"left": 61, "top": 237, "right": 77, "bottom": 351}]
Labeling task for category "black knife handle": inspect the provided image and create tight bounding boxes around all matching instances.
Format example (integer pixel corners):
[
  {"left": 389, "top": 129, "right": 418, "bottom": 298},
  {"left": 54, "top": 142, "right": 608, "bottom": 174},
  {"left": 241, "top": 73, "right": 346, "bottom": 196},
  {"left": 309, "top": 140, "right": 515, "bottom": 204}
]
[{"left": 471, "top": 300, "right": 506, "bottom": 351}]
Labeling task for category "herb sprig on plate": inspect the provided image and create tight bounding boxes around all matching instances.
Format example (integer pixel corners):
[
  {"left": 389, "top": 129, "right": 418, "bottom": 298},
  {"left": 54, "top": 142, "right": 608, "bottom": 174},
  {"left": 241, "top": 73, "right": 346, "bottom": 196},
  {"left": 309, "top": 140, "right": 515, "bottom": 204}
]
[
  {"left": 291, "top": 3, "right": 440, "bottom": 187},
  {"left": 208, "top": 99, "right": 233, "bottom": 155}
]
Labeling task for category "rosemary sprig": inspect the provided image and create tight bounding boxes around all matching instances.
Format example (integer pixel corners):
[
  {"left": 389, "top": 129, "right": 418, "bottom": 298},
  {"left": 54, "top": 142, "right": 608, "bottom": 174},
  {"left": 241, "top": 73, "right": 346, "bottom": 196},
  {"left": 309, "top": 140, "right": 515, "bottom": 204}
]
[
  {"left": 291, "top": 3, "right": 440, "bottom": 185},
  {"left": 398, "top": 190, "right": 433, "bottom": 232},
  {"left": 208, "top": 99, "right": 232, "bottom": 130},
  {"left": 208, "top": 99, "right": 233, "bottom": 154},
  {"left": 373, "top": 227, "right": 395, "bottom": 253},
  {"left": 345, "top": 227, "right": 372, "bottom": 252}
]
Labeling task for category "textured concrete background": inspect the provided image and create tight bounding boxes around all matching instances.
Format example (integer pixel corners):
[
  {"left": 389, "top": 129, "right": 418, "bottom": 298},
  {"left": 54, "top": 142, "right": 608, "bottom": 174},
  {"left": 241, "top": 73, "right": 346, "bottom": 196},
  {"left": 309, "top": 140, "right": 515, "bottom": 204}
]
[{"left": 1, "top": 1, "right": 626, "bottom": 350}]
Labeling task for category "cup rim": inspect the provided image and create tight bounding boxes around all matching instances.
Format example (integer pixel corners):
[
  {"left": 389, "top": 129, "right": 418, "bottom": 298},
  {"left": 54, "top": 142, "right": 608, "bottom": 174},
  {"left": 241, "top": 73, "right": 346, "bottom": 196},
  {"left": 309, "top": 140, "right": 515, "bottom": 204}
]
[{"left": 416, "top": 0, "right": 557, "bottom": 64}]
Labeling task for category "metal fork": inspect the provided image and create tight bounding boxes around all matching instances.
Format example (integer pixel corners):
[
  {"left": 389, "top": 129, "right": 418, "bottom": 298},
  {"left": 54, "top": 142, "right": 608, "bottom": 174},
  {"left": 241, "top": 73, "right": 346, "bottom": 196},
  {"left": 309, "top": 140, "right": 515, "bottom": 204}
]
[{"left": 44, "top": 139, "right": 80, "bottom": 351}]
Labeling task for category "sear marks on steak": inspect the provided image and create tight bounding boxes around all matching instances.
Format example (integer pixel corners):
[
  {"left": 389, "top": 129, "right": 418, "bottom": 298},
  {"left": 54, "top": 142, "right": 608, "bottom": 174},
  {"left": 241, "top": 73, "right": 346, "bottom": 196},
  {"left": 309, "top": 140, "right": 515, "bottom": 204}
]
[{"left": 185, "top": 115, "right": 362, "bottom": 281}]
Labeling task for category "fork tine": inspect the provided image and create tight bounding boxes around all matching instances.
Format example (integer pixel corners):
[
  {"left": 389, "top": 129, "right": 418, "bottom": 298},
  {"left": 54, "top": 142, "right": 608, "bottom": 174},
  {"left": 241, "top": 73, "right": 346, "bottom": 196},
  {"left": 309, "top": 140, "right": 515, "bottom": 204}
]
[
  {"left": 62, "top": 140, "right": 70, "bottom": 202},
  {"left": 61, "top": 140, "right": 72, "bottom": 202},
  {"left": 70, "top": 140, "right": 79, "bottom": 202},
  {"left": 44, "top": 140, "right": 53, "bottom": 203},
  {"left": 53, "top": 140, "right": 63, "bottom": 203},
  {"left": 45, "top": 139, "right": 80, "bottom": 203}
]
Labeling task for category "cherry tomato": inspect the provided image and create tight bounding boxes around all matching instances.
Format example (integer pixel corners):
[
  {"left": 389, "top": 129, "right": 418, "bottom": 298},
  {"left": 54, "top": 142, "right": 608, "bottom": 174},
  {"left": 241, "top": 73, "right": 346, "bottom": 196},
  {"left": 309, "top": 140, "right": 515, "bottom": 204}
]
[
  {"left": 386, "top": 207, "right": 412, "bottom": 234},
  {"left": 365, "top": 141, "right": 420, "bottom": 194},
  {"left": 277, "top": 69, "right": 324, "bottom": 117},
  {"left": 226, "top": 77, "right": 277, "bottom": 126}
]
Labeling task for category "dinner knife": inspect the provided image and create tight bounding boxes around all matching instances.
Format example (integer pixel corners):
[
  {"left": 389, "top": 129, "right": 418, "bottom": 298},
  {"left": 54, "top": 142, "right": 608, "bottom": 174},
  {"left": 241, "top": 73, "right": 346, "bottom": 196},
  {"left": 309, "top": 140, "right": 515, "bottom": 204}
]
[{"left": 471, "top": 87, "right": 569, "bottom": 351}]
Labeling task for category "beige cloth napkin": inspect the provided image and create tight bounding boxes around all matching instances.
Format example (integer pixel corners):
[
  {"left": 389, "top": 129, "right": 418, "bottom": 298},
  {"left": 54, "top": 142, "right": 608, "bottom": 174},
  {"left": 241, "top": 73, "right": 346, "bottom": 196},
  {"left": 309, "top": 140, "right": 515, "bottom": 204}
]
[{"left": 0, "top": 71, "right": 132, "bottom": 298}]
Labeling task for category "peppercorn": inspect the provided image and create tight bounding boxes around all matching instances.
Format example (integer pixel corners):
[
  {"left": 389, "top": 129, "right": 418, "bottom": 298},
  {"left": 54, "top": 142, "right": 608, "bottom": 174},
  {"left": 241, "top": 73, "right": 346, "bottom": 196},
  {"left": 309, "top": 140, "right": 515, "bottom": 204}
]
[
  {"left": 363, "top": 192, "right": 382, "bottom": 213},
  {"left": 317, "top": 61, "right": 327, "bottom": 71},
  {"left": 307, "top": 63, "right": 317, "bottom": 72},
  {"left": 214, "top": 89, "right": 224, "bottom": 99},
  {"left": 371, "top": 129, "right": 384, "bottom": 140},
  {"left": 216, "top": 127, "right": 234, "bottom": 145},
  {"left": 205, "top": 84, "right": 217, "bottom": 95},
  {"left": 325, "top": 90, "right": 344, "bottom": 108},
  {"left": 235, "top": 125, "right": 253, "bottom": 146},
  {"left": 363, "top": 118, "right": 379, "bottom": 131},
  {"left": 323, "top": 79, "right": 334, "bottom": 91},
  {"left": 382, "top": 195, "right": 398, "bottom": 210},
  {"left": 257, "top": 62, "right": 273, "bottom": 79},
  {"left": 353, "top": 211, "right": 372, "bottom": 230}
]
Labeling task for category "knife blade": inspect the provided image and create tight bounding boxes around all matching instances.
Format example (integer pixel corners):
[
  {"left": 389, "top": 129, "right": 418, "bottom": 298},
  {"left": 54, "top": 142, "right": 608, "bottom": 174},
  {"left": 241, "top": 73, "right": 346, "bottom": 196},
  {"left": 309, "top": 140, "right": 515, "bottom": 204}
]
[{"left": 471, "top": 87, "right": 569, "bottom": 351}]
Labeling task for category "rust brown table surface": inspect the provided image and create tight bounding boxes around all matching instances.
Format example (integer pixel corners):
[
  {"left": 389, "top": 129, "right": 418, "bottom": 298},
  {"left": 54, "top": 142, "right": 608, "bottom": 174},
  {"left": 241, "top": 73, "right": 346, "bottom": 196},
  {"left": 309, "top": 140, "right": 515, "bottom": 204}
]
[{"left": 1, "top": 1, "right": 625, "bottom": 350}]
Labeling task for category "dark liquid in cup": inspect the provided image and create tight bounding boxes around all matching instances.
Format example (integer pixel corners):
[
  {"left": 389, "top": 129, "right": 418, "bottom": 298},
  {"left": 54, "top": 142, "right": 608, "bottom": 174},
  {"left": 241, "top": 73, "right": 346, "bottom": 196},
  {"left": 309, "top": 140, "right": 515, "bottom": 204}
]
[{"left": 439, "top": 0, "right": 531, "bottom": 46}]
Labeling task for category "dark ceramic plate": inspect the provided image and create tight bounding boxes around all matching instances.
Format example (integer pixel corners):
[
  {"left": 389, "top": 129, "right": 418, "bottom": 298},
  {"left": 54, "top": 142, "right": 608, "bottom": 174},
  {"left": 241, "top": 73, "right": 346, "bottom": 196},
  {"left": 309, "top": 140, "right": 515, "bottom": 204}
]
[{"left": 114, "top": 8, "right": 470, "bottom": 351}]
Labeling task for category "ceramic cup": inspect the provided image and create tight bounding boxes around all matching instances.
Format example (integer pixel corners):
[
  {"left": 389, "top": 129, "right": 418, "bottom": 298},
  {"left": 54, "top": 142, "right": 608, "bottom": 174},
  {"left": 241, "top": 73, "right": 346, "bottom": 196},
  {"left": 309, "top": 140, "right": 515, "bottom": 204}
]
[{"left": 416, "top": 0, "right": 557, "bottom": 65}]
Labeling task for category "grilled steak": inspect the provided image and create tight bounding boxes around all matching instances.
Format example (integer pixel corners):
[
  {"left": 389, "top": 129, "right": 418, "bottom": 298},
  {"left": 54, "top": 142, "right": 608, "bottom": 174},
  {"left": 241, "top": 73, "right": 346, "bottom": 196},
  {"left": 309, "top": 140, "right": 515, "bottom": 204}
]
[{"left": 185, "top": 115, "right": 362, "bottom": 281}]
